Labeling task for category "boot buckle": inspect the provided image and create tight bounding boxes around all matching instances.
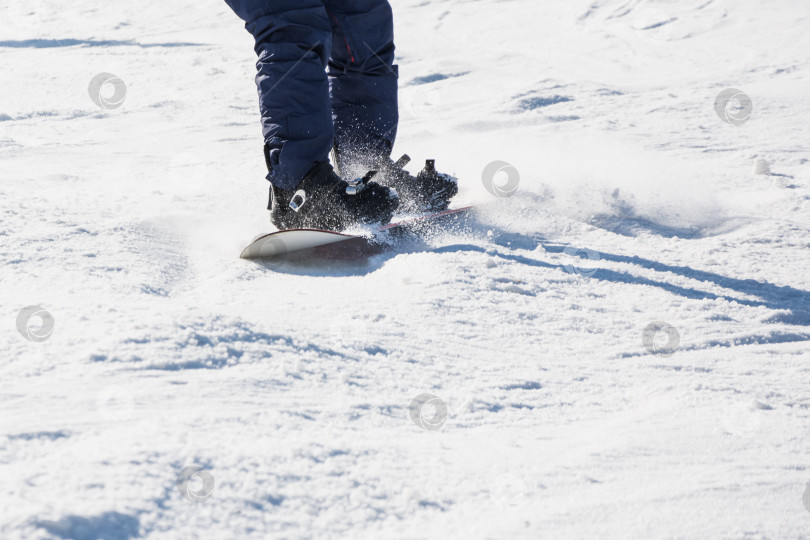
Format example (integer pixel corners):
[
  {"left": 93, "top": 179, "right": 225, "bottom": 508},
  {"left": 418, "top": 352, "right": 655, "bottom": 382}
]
[
  {"left": 345, "top": 170, "right": 378, "bottom": 196},
  {"left": 289, "top": 189, "right": 307, "bottom": 212},
  {"left": 345, "top": 178, "right": 365, "bottom": 196}
]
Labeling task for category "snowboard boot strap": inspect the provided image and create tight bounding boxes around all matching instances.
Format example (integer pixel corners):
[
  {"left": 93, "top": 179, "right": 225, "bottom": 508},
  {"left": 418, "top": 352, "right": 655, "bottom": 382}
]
[{"left": 345, "top": 170, "right": 378, "bottom": 196}]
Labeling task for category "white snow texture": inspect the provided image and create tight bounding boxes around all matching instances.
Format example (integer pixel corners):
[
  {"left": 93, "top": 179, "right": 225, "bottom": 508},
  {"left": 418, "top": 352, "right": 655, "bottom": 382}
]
[{"left": 2, "top": 0, "right": 810, "bottom": 538}]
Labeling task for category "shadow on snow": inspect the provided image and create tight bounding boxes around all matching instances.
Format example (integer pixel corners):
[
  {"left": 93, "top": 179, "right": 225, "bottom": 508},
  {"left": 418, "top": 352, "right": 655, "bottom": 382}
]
[{"left": 0, "top": 39, "right": 204, "bottom": 49}]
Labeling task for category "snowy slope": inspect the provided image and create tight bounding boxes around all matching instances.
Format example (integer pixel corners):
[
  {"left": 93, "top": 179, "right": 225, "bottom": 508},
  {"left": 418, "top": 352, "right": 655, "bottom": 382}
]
[{"left": 2, "top": 0, "right": 810, "bottom": 538}]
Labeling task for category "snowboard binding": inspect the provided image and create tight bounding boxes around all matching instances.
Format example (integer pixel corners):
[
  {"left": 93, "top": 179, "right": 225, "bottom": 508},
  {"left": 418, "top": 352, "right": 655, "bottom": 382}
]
[
  {"left": 269, "top": 162, "right": 398, "bottom": 231},
  {"left": 332, "top": 145, "right": 458, "bottom": 213}
]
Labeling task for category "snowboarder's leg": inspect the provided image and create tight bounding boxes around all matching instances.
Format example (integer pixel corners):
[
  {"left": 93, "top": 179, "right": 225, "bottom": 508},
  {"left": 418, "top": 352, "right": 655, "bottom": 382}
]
[
  {"left": 225, "top": 0, "right": 399, "bottom": 230},
  {"left": 324, "top": 0, "right": 457, "bottom": 213},
  {"left": 225, "top": 0, "right": 334, "bottom": 191},
  {"left": 323, "top": 0, "right": 399, "bottom": 175}
]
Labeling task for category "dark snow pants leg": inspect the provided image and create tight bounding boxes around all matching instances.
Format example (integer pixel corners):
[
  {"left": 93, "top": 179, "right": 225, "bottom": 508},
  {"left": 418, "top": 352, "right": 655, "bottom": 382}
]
[
  {"left": 225, "top": 0, "right": 399, "bottom": 189},
  {"left": 225, "top": 0, "right": 334, "bottom": 190},
  {"left": 324, "top": 0, "right": 399, "bottom": 168}
]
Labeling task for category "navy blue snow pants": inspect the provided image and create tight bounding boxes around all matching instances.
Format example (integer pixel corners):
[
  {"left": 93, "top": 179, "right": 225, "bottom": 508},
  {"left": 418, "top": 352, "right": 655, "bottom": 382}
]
[{"left": 225, "top": 0, "right": 399, "bottom": 190}]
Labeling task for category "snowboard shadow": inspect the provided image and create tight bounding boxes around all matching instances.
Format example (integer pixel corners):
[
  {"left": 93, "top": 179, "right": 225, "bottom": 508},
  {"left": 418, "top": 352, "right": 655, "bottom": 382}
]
[
  {"left": 0, "top": 39, "right": 203, "bottom": 49},
  {"left": 246, "top": 235, "right": 433, "bottom": 277},
  {"left": 588, "top": 214, "right": 707, "bottom": 239}
]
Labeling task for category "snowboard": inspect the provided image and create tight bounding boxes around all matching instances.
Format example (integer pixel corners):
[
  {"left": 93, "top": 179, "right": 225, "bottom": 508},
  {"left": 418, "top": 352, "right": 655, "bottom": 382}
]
[{"left": 240, "top": 206, "right": 473, "bottom": 265}]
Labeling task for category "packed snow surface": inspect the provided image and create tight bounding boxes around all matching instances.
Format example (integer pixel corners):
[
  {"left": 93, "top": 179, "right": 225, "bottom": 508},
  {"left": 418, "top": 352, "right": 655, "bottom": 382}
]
[{"left": 2, "top": 0, "right": 810, "bottom": 538}]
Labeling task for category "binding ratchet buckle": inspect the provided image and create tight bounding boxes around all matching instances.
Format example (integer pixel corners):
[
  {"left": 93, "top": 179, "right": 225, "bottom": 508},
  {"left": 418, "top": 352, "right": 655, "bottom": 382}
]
[
  {"left": 346, "top": 170, "right": 377, "bottom": 196},
  {"left": 289, "top": 189, "right": 307, "bottom": 212}
]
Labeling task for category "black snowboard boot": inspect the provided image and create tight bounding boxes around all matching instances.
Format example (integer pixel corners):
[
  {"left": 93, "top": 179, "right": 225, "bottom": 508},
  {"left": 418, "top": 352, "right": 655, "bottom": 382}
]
[
  {"left": 269, "top": 162, "right": 399, "bottom": 231},
  {"left": 333, "top": 148, "right": 458, "bottom": 213}
]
